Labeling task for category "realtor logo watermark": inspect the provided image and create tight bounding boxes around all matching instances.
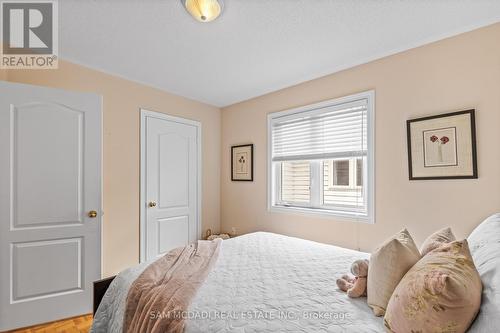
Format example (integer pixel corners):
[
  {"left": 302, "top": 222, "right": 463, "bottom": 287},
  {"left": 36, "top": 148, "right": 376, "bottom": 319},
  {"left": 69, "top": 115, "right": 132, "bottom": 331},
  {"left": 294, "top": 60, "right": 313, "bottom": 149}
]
[{"left": 1, "top": 0, "right": 58, "bottom": 69}]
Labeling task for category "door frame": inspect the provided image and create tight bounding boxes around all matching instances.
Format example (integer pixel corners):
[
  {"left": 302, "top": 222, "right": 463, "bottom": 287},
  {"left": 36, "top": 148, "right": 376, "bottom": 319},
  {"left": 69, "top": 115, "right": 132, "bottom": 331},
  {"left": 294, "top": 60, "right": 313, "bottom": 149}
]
[{"left": 139, "top": 109, "right": 202, "bottom": 263}]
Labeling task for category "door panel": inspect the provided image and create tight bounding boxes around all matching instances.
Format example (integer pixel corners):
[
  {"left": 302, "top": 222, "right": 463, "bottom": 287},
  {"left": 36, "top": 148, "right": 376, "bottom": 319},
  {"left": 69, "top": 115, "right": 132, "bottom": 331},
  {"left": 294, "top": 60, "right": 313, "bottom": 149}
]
[
  {"left": 0, "top": 81, "right": 101, "bottom": 331},
  {"left": 13, "top": 103, "right": 83, "bottom": 228},
  {"left": 159, "top": 133, "right": 189, "bottom": 208},
  {"left": 158, "top": 216, "right": 189, "bottom": 253},
  {"left": 12, "top": 238, "right": 82, "bottom": 301},
  {"left": 142, "top": 111, "right": 200, "bottom": 261}
]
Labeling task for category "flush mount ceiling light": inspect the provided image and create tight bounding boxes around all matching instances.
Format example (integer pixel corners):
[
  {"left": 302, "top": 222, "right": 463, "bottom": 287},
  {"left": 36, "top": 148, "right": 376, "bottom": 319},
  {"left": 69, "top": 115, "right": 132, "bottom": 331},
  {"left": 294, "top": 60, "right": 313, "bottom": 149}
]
[{"left": 182, "top": 0, "right": 223, "bottom": 23}]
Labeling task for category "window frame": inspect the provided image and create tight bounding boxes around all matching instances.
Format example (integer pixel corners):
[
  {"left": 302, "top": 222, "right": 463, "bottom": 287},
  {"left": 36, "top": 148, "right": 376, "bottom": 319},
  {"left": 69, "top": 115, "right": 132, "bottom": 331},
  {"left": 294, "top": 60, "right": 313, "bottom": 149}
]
[{"left": 267, "top": 90, "right": 375, "bottom": 223}]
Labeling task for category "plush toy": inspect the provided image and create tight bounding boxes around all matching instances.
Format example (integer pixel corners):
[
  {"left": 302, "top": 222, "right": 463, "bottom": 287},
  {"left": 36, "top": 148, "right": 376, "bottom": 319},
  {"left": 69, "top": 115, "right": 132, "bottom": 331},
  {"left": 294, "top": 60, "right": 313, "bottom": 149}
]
[
  {"left": 336, "top": 259, "right": 369, "bottom": 298},
  {"left": 205, "top": 229, "right": 231, "bottom": 240},
  {"left": 207, "top": 233, "right": 230, "bottom": 240}
]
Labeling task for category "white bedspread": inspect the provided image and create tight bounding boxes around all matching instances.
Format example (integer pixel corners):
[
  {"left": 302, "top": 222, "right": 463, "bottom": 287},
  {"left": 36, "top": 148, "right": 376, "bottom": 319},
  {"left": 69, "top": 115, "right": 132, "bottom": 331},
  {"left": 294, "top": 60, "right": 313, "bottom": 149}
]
[{"left": 91, "top": 232, "right": 383, "bottom": 332}]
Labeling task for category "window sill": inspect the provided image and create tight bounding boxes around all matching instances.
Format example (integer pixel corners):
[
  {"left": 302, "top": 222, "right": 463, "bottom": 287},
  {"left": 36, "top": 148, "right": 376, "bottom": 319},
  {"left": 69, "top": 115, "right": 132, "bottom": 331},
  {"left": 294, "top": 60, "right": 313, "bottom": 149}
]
[
  {"left": 327, "top": 186, "right": 363, "bottom": 191},
  {"left": 269, "top": 205, "right": 374, "bottom": 224}
]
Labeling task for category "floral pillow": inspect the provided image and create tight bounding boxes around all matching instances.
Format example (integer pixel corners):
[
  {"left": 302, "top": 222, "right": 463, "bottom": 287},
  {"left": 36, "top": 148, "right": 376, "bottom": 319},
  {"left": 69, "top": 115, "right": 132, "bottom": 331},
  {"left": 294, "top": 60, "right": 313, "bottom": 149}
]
[
  {"left": 420, "top": 227, "right": 456, "bottom": 256},
  {"left": 384, "top": 240, "right": 482, "bottom": 333}
]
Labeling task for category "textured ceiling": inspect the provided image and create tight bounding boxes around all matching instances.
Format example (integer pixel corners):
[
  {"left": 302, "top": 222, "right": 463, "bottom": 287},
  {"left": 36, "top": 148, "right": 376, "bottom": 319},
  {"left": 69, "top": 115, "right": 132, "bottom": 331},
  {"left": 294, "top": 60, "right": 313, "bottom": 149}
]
[{"left": 59, "top": 0, "right": 500, "bottom": 107}]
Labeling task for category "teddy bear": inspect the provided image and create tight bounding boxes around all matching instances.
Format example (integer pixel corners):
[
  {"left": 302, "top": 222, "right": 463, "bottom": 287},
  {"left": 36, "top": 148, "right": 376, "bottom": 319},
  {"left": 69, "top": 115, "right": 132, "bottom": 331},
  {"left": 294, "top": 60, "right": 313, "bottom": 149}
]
[{"left": 336, "top": 259, "right": 369, "bottom": 298}]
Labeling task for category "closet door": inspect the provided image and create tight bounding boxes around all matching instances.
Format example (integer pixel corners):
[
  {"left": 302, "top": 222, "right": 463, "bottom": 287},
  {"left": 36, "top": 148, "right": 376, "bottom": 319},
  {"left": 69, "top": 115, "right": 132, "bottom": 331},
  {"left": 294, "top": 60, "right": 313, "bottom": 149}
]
[
  {"left": 0, "top": 81, "right": 102, "bottom": 331},
  {"left": 141, "top": 110, "right": 201, "bottom": 262}
]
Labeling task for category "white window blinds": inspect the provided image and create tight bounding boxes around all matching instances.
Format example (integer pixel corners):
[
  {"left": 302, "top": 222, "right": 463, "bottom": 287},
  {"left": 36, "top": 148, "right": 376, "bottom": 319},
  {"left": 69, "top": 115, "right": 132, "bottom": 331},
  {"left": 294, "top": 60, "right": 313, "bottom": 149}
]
[{"left": 271, "top": 99, "right": 368, "bottom": 162}]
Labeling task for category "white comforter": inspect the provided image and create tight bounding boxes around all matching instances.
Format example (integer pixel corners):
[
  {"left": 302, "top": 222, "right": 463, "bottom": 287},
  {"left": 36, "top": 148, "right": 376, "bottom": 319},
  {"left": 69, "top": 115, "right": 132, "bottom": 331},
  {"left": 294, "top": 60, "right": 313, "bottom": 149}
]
[{"left": 91, "top": 232, "right": 383, "bottom": 332}]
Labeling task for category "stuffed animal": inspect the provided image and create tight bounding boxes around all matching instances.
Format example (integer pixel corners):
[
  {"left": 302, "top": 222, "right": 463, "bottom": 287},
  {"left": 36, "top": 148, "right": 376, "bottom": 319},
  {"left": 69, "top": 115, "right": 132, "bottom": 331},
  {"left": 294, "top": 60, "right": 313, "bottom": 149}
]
[
  {"left": 207, "top": 233, "right": 230, "bottom": 240},
  {"left": 205, "top": 229, "right": 231, "bottom": 240},
  {"left": 336, "top": 259, "right": 369, "bottom": 298}
]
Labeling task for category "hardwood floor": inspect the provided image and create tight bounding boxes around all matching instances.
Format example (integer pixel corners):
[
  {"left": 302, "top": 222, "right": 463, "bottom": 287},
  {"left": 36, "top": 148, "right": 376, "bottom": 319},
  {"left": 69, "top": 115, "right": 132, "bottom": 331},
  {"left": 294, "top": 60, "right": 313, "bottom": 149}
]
[{"left": 6, "top": 314, "right": 93, "bottom": 333}]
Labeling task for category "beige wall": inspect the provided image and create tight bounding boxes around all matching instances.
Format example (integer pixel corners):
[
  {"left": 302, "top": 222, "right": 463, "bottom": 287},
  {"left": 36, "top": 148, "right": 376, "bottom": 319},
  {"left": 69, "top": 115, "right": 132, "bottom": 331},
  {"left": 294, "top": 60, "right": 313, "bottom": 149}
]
[
  {"left": 2, "top": 23, "right": 499, "bottom": 275},
  {"left": 4, "top": 61, "right": 221, "bottom": 276},
  {"left": 221, "top": 23, "right": 500, "bottom": 252}
]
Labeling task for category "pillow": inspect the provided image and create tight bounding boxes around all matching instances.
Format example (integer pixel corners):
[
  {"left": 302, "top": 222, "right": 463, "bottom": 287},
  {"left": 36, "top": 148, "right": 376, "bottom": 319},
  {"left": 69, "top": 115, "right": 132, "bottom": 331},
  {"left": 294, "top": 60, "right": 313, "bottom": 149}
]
[
  {"left": 367, "top": 229, "right": 421, "bottom": 316},
  {"left": 420, "top": 227, "right": 456, "bottom": 256},
  {"left": 384, "top": 240, "right": 482, "bottom": 333},
  {"left": 467, "top": 213, "right": 500, "bottom": 332}
]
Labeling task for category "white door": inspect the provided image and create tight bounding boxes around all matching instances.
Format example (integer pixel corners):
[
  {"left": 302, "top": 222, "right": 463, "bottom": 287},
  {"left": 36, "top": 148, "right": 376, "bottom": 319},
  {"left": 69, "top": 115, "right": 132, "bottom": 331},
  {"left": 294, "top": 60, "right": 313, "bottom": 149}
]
[
  {"left": 141, "top": 110, "right": 200, "bottom": 262},
  {"left": 0, "top": 81, "right": 101, "bottom": 331}
]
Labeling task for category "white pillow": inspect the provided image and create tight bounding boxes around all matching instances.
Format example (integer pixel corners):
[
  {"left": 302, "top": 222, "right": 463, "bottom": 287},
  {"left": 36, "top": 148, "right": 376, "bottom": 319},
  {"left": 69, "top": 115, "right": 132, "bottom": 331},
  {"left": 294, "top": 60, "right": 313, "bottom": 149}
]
[
  {"left": 367, "top": 229, "right": 421, "bottom": 316},
  {"left": 467, "top": 213, "right": 500, "bottom": 332}
]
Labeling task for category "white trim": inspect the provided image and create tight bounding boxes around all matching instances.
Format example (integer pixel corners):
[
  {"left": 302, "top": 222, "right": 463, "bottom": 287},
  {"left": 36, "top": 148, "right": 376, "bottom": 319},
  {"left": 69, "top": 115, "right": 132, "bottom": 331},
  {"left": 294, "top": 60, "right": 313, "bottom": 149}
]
[
  {"left": 97, "top": 95, "right": 104, "bottom": 278},
  {"left": 139, "top": 109, "right": 202, "bottom": 263},
  {"left": 310, "top": 160, "right": 321, "bottom": 207},
  {"left": 269, "top": 205, "right": 372, "bottom": 223},
  {"left": 366, "top": 90, "right": 376, "bottom": 224},
  {"left": 267, "top": 90, "right": 375, "bottom": 224},
  {"left": 267, "top": 115, "right": 274, "bottom": 212}
]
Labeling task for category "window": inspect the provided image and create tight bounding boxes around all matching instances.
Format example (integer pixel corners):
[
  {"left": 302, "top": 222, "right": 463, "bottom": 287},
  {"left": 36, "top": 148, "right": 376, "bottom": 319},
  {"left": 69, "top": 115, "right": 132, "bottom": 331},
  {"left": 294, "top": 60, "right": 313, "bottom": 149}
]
[{"left": 268, "top": 91, "right": 374, "bottom": 222}]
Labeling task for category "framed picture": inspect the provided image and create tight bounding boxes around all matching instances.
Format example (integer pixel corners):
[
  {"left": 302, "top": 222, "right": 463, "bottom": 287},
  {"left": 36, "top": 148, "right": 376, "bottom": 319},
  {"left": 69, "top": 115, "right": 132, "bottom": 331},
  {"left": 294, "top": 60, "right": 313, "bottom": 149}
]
[
  {"left": 407, "top": 109, "right": 477, "bottom": 180},
  {"left": 231, "top": 144, "right": 253, "bottom": 181}
]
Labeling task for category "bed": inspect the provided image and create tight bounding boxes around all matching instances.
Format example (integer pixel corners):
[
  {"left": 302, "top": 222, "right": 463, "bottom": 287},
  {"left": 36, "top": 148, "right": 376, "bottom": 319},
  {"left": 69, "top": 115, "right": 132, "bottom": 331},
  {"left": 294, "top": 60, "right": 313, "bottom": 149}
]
[
  {"left": 91, "top": 214, "right": 500, "bottom": 333},
  {"left": 92, "top": 232, "right": 382, "bottom": 332}
]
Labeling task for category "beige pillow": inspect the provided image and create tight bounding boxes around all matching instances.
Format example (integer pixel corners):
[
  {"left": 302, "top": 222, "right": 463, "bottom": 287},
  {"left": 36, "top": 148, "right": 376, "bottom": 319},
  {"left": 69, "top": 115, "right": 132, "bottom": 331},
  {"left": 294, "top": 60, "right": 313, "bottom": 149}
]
[
  {"left": 367, "top": 229, "right": 421, "bottom": 316},
  {"left": 384, "top": 240, "right": 482, "bottom": 333},
  {"left": 420, "top": 227, "right": 456, "bottom": 256}
]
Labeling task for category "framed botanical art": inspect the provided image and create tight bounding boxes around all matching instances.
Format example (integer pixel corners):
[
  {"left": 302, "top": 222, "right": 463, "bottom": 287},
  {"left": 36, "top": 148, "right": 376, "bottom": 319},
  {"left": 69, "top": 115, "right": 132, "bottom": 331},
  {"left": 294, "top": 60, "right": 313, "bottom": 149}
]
[
  {"left": 231, "top": 144, "right": 254, "bottom": 181},
  {"left": 407, "top": 109, "right": 477, "bottom": 180}
]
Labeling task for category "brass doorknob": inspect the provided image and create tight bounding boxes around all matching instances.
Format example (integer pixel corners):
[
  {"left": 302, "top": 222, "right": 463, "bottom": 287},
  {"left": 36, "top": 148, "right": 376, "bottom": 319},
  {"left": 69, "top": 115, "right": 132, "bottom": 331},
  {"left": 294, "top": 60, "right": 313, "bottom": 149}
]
[
  {"left": 148, "top": 201, "right": 157, "bottom": 208},
  {"left": 88, "top": 210, "right": 98, "bottom": 218}
]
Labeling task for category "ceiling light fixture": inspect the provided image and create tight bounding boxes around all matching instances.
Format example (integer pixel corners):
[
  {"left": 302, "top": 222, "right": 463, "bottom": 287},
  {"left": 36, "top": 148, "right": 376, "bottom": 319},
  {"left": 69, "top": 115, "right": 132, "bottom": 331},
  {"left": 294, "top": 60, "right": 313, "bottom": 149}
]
[{"left": 182, "top": 0, "right": 223, "bottom": 23}]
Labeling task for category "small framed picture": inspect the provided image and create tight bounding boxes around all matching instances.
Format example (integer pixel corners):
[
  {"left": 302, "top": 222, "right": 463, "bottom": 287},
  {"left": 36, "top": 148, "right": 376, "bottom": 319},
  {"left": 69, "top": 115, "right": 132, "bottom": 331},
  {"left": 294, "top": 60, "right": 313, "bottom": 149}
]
[
  {"left": 231, "top": 144, "right": 254, "bottom": 181},
  {"left": 407, "top": 109, "right": 477, "bottom": 180}
]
